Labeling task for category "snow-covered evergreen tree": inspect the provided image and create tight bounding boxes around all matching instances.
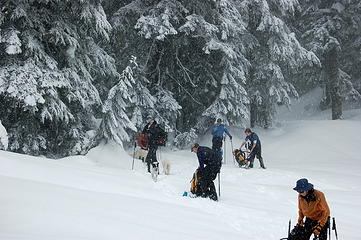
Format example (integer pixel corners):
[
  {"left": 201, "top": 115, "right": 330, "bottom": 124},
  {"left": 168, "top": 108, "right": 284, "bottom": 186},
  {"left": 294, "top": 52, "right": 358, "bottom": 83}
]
[
  {"left": 239, "top": 0, "right": 320, "bottom": 128},
  {"left": 112, "top": 0, "right": 252, "bottom": 134},
  {"left": 201, "top": 0, "right": 250, "bottom": 127},
  {"left": 298, "top": 0, "right": 361, "bottom": 119},
  {"left": 173, "top": 128, "right": 198, "bottom": 150},
  {"left": 153, "top": 86, "right": 182, "bottom": 130},
  {"left": 0, "top": 0, "right": 117, "bottom": 156},
  {"left": 99, "top": 60, "right": 137, "bottom": 146}
]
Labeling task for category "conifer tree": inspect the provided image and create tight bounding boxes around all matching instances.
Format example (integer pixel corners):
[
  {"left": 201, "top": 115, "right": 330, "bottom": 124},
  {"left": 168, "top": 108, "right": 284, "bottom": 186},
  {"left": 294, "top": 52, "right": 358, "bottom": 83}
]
[
  {"left": 100, "top": 59, "right": 137, "bottom": 146},
  {"left": 0, "top": 0, "right": 116, "bottom": 156},
  {"left": 298, "top": 0, "right": 361, "bottom": 119},
  {"left": 239, "top": 0, "right": 319, "bottom": 127}
]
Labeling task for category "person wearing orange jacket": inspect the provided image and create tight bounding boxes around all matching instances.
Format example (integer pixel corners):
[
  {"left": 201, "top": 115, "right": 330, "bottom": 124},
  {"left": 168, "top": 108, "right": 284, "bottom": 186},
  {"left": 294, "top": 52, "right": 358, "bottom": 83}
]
[{"left": 289, "top": 178, "right": 330, "bottom": 240}]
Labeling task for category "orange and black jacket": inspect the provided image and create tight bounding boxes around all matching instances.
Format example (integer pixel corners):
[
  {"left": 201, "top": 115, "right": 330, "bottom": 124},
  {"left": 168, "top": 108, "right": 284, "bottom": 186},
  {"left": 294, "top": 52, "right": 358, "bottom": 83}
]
[{"left": 298, "top": 189, "right": 330, "bottom": 227}]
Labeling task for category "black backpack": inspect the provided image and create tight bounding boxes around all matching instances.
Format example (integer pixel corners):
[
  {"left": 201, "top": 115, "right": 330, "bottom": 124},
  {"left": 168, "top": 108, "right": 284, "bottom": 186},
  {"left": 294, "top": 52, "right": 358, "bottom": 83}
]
[{"left": 157, "top": 126, "right": 167, "bottom": 146}]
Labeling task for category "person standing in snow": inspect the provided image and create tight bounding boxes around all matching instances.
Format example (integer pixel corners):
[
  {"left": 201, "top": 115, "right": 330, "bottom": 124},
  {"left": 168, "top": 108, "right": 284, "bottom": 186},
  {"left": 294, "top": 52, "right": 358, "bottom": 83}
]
[
  {"left": 212, "top": 118, "right": 232, "bottom": 156},
  {"left": 289, "top": 178, "right": 330, "bottom": 240},
  {"left": 142, "top": 119, "right": 162, "bottom": 173},
  {"left": 239, "top": 128, "right": 266, "bottom": 169},
  {"left": 191, "top": 143, "right": 222, "bottom": 201}
]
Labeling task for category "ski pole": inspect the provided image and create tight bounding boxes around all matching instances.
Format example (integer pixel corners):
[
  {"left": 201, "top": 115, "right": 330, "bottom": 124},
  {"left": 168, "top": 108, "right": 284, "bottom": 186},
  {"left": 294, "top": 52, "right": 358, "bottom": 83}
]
[
  {"left": 223, "top": 135, "right": 226, "bottom": 164},
  {"left": 230, "top": 139, "right": 236, "bottom": 166},
  {"left": 131, "top": 140, "right": 136, "bottom": 170},
  {"left": 328, "top": 216, "right": 331, "bottom": 240},
  {"left": 288, "top": 219, "right": 291, "bottom": 239},
  {"left": 279, "top": 219, "right": 291, "bottom": 240},
  {"left": 332, "top": 217, "right": 338, "bottom": 240},
  {"left": 218, "top": 172, "right": 221, "bottom": 197}
]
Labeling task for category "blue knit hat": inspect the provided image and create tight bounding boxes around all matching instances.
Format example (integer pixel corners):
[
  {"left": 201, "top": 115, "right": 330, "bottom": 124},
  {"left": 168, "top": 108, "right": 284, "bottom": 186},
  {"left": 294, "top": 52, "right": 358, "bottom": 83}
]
[{"left": 293, "top": 178, "right": 314, "bottom": 192}]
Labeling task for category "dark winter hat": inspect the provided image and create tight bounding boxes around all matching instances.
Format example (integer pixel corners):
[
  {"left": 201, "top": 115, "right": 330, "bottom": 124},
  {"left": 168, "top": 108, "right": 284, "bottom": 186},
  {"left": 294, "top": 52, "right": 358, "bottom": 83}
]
[
  {"left": 191, "top": 143, "right": 200, "bottom": 152},
  {"left": 293, "top": 178, "right": 314, "bottom": 192},
  {"left": 245, "top": 128, "right": 252, "bottom": 133},
  {"left": 216, "top": 118, "right": 222, "bottom": 123}
]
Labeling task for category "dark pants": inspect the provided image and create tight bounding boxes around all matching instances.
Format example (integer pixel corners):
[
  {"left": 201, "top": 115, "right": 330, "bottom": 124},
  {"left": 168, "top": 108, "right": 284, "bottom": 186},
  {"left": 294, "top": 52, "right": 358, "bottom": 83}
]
[
  {"left": 248, "top": 147, "right": 265, "bottom": 168},
  {"left": 146, "top": 145, "right": 158, "bottom": 173},
  {"left": 212, "top": 136, "right": 223, "bottom": 156},
  {"left": 197, "top": 164, "right": 220, "bottom": 201},
  {"left": 289, "top": 218, "right": 329, "bottom": 240}
]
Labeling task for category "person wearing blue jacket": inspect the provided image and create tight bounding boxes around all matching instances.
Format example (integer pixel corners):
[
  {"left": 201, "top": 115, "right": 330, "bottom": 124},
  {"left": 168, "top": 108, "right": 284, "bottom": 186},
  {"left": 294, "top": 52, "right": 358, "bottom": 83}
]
[
  {"left": 212, "top": 118, "right": 232, "bottom": 155},
  {"left": 191, "top": 143, "right": 222, "bottom": 201},
  {"left": 240, "top": 128, "right": 266, "bottom": 169}
]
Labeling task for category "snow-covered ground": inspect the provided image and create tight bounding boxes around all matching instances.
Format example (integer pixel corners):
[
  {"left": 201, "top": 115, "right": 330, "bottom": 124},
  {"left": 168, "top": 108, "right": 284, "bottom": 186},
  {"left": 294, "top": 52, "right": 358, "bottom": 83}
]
[{"left": 1, "top": 91, "right": 361, "bottom": 240}]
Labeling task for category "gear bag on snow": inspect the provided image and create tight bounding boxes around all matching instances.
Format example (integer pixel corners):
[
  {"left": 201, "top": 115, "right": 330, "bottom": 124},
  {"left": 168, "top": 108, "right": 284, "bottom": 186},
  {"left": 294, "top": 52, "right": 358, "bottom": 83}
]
[
  {"left": 138, "top": 133, "right": 149, "bottom": 149},
  {"left": 233, "top": 149, "right": 248, "bottom": 167}
]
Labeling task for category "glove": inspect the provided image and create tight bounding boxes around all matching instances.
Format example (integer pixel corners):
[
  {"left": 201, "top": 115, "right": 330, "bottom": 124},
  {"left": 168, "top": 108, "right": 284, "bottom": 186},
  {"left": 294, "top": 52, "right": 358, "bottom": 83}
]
[
  {"left": 229, "top": 135, "right": 233, "bottom": 140},
  {"left": 312, "top": 224, "right": 322, "bottom": 236}
]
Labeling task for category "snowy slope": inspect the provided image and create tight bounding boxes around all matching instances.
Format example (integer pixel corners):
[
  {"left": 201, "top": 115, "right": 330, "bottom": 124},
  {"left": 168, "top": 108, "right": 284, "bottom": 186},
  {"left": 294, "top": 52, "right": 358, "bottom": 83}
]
[{"left": 1, "top": 104, "right": 361, "bottom": 240}]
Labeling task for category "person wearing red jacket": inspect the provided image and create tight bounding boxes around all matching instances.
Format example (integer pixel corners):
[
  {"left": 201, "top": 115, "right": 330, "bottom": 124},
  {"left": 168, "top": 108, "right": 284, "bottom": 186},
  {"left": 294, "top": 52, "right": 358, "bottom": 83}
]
[{"left": 289, "top": 178, "right": 330, "bottom": 240}]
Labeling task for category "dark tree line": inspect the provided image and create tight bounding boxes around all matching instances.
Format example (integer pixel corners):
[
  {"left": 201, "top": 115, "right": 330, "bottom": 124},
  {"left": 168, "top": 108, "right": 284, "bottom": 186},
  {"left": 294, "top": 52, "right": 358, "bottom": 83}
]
[{"left": 0, "top": 0, "right": 360, "bottom": 157}]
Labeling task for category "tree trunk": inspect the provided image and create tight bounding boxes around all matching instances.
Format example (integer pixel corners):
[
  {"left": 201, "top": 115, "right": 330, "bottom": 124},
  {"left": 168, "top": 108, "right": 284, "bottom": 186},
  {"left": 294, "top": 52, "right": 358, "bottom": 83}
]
[
  {"left": 250, "top": 100, "right": 257, "bottom": 128},
  {"left": 324, "top": 46, "right": 342, "bottom": 120}
]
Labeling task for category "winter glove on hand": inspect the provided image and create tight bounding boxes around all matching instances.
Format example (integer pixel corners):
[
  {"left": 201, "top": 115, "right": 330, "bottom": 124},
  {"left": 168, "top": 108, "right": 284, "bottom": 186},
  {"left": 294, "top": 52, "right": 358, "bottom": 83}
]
[
  {"left": 312, "top": 224, "right": 322, "bottom": 236},
  {"left": 297, "top": 220, "right": 304, "bottom": 227},
  {"left": 229, "top": 136, "right": 233, "bottom": 140}
]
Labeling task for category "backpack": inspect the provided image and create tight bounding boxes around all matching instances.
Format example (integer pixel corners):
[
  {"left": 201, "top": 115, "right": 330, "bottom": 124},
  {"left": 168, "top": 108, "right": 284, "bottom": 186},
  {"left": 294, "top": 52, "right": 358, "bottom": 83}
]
[
  {"left": 190, "top": 170, "right": 200, "bottom": 195},
  {"left": 138, "top": 133, "right": 149, "bottom": 149},
  {"left": 233, "top": 149, "right": 248, "bottom": 167},
  {"left": 157, "top": 126, "right": 167, "bottom": 146}
]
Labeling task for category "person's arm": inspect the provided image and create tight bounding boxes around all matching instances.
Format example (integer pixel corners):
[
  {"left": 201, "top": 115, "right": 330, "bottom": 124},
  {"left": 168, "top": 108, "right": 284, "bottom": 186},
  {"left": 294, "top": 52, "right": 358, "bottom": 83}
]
[
  {"left": 197, "top": 153, "right": 205, "bottom": 170},
  {"left": 298, "top": 198, "right": 305, "bottom": 225},
  {"left": 318, "top": 192, "right": 331, "bottom": 227},
  {"left": 249, "top": 135, "right": 258, "bottom": 154},
  {"left": 142, "top": 124, "right": 148, "bottom": 134},
  {"left": 224, "top": 127, "right": 232, "bottom": 139},
  {"left": 250, "top": 142, "right": 256, "bottom": 154},
  {"left": 211, "top": 125, "right": 217, "bottom": 136},
  {"left": 240, "top": 141, "right": 245, "bottom": 149}
]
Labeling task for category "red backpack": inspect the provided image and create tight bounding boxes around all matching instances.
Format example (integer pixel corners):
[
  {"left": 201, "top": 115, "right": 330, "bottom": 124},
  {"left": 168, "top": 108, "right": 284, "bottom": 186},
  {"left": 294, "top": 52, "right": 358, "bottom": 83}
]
[{"left": 138, "top": 134, "right": 149, "bottom": 149}]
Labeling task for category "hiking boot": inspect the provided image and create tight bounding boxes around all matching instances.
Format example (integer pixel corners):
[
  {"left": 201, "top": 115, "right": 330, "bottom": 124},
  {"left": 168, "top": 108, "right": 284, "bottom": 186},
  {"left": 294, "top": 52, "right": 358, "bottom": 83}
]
[
  {"left": 259, "top": 158, "right": 266, "bottom": 169},
  {"left": 209, "top": 192, "right": 218, "bottom": 201}
]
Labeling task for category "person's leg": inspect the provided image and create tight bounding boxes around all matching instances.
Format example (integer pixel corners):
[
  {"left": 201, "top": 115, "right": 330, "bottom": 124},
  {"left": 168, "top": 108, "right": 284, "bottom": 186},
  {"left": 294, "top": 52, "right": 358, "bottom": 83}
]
[
  {"left": 256, "top": 148, "right": 266, "bottom": 169},
  {"left": 212, "top": 136, "right": 223, "bottom": 155},
  {"left": 146, "top": 146, "right": 156, "bottom": 173},
  {"left": 318, "top": 218, "right": 330, "bottom": 240},
  {"left": 145, "top": 149, "right": 152, "bottom": 173},
  {"left": 151, "top": 145, "right": 159, "bottom": 173},
  {"left": 208, "top": 181, "right": 218, "bottom": 201},
  {"left": 289, "top": 222, "right": 313, "bottom": 240},
  {"left": 198, "top": 167, "right": 213, "bottom": 198},
  {"left": 248, "top": 152, "right": 255, "bottom": 168},
  {"left": 304, "top": 218, "right": 321, "bottom": 240}
]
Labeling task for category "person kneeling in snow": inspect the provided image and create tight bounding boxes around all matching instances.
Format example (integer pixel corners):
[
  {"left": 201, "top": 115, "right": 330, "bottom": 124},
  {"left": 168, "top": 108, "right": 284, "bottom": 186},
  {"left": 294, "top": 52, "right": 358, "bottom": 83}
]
[
  {"left": 191, "top": 143, "right": 221, "bottom": 201},
  {"left": 289, "top": 178, "right": 330, "bottom": 240}
]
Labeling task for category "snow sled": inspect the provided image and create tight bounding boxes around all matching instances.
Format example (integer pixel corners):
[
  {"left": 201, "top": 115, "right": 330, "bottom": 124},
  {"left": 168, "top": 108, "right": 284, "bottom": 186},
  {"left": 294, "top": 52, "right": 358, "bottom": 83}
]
[{"left": 233, "top": 149, "right": 249, "bottom": 168}]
